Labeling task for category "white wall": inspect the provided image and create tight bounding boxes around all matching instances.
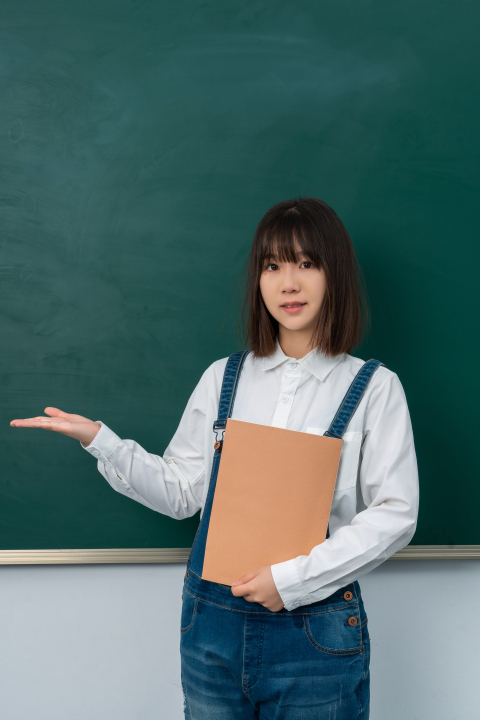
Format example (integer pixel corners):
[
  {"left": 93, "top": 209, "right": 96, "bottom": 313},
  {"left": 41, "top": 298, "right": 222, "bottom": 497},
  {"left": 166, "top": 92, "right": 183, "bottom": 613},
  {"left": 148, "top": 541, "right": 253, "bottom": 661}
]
[{"left": 1, "top": 561, "right": 478, "bottom": 719}]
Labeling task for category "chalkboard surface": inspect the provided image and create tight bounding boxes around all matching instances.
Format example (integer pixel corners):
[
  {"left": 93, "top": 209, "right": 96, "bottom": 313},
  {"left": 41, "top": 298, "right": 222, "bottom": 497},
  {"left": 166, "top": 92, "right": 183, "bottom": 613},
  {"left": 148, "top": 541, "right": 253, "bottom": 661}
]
[{"left": 1, "top": 0, "right": 479, "bottom": 552}]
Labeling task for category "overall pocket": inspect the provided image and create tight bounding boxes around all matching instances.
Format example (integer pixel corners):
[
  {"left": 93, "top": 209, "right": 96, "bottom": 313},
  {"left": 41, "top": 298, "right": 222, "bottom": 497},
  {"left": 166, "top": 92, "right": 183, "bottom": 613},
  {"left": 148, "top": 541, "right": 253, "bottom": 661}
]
[
  {"left": 303, "top": 605, "right": 364, "bottom": 656},
  {"left": 180, "top": 588, "right": 199, "bottom": 634}
]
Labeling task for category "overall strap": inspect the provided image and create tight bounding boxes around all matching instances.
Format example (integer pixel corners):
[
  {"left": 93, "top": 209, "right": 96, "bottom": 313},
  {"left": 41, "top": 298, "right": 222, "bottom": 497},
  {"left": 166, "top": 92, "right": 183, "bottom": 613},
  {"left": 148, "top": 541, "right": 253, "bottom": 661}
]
[
  {"left": 213, "top": 350, "right": 251, "bottom": 443},
  {"left": 323, "top": 359, "right": 385, "bottom": 439},
  {"left": 187, "top": 349, "right": 251, "bottom": 575}
]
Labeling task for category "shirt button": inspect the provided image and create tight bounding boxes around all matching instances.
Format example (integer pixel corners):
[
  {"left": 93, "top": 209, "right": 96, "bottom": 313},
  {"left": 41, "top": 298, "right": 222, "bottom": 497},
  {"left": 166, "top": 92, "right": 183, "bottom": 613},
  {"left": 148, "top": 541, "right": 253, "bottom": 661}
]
[
  {"left": 92, "top": 450, "right": 100, "bottom": 457},
  {"left": 288, "top": 362, "right": 297, "bottom": 370},
  {"left": 293, "top": 600, "right": 300, "bottom": 607},
  {"left": 281, "top": 396, "right": 289, "bottom": 403}
]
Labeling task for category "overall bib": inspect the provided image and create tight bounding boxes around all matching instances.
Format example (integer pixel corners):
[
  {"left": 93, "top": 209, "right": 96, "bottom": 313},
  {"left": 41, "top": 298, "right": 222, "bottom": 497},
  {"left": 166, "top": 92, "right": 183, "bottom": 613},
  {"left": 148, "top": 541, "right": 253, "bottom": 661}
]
[{"left": 181, "top": 351, "right": 384, "bottom": 720}]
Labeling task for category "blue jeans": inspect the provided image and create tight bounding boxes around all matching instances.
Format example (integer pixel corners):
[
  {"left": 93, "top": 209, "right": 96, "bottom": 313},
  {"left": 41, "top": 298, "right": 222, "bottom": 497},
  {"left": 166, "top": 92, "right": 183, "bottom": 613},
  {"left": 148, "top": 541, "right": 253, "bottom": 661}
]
[{"left": 180, "top": 565, "right": 370, "bottom": 719}]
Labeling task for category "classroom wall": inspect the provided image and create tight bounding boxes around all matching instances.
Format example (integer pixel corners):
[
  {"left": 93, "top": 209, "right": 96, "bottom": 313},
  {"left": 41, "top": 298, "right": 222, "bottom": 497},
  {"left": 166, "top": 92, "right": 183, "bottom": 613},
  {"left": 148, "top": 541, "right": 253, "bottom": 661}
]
[{"left": 1, "top": 561, "right": 478, "bottom": 719}]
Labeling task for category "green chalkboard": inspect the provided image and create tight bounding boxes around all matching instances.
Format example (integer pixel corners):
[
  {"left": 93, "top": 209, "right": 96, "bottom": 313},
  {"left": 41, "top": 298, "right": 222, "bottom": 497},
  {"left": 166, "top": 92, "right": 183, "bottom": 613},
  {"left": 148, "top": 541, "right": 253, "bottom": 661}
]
[{"left": 1, "top": 0, "right": 479, "bottom": 554}]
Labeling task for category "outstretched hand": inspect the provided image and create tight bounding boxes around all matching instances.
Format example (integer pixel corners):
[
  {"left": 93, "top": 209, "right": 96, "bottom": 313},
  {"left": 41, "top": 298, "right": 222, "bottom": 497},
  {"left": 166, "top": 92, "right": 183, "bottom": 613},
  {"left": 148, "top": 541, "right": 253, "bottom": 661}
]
[
  {"left": 231, "top": 565, "right": 284, "bottom": 612},
  {"left": 10, "top": 408, "right": 100, "bottom": 447}
]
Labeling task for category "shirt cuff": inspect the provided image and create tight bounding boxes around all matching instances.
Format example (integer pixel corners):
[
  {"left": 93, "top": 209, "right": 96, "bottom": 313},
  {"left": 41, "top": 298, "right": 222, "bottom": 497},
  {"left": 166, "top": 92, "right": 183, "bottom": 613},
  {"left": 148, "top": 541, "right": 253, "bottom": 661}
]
[
  {"left": 80, "top": 421, "right": 122, "bottom": 462},
  {"left": 271, "top": 558, "right": 312, "bottom": 612}
]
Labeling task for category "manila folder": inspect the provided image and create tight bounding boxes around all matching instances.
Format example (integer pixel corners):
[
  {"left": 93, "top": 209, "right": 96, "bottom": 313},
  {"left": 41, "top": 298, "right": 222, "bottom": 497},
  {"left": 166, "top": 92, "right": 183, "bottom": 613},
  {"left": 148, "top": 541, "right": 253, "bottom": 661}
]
[{"left": 202, "top": 418, "right": 343, "bottom": 586}]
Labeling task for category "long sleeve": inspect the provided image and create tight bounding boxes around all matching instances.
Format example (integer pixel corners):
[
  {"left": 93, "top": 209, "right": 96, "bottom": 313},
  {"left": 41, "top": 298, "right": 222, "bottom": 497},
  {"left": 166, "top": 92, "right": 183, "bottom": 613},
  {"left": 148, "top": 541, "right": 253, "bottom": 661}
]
[
  {"left": 270, "top": 371, "right": 420, "bottom": 611},
  {"left": 80, "top": 365, "right": 212, "bottom": 520}
]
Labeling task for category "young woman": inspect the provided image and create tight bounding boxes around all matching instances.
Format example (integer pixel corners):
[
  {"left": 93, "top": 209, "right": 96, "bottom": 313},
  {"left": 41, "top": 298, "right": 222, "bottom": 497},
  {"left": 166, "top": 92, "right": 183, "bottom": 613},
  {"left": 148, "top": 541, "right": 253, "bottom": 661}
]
[{"left": 11, "top": 197, "right": 419, "bottom": 719}]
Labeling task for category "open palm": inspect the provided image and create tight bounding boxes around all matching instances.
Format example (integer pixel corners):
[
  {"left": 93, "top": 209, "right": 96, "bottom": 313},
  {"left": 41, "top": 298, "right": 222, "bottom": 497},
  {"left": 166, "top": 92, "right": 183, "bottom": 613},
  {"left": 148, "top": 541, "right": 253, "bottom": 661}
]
[{"left": 10, "top": 407, "right": 100, "bottom": 446}]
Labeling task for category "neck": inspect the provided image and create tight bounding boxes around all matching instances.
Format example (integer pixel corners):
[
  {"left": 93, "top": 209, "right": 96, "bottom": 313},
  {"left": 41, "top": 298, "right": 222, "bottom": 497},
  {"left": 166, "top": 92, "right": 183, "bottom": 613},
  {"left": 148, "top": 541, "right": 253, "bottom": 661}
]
[{"left": 277, "top": 326, "right": 316, "bottom": 360}]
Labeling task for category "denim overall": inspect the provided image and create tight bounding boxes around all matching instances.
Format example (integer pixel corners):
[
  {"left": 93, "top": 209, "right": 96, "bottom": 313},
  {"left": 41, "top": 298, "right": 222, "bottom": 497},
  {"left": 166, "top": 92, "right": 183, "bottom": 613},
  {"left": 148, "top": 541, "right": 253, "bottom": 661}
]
[{"left": 181, "top": 351, "right": 385, "bottom": 720}]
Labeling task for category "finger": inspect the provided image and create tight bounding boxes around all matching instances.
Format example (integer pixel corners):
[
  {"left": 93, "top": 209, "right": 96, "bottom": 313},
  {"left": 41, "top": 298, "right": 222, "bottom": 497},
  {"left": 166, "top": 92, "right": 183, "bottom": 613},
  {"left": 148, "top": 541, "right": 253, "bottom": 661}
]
[
  {"left": 11, "top": 413, "right": 70, "bottom": 423},
  {"left": 231, "top": 583, "right": 248, "bottom": 597},
  {"left": 33, "top": 422, "right": 73, "bottom": 435},
  {"left": 11, "top": 418, "right": 68, "bottom": 430},
  {"left": 23, "top": 419, "right": 56, "bottom": 428},
  {"left": 231, "top": 579, "right": 259, "bottom": 598},
  {"left": 44, "top": 407, "right": 69, "bottom": 418},
  {"left": 232, "top": 572, "right": 257, "bottom": 587},
  {"left": 232, "top": 586, "right": 252, "bottom": 599},
  {"left": 44, "top": 408, "right": 92, "bottom": 423}
]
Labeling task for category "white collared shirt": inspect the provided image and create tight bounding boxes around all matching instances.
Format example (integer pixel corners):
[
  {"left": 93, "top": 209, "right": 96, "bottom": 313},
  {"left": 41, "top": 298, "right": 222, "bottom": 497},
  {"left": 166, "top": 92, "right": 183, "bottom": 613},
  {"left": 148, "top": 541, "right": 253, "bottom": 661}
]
[{"left": 81, "top": 339, "right": 419, "bottom": 611}]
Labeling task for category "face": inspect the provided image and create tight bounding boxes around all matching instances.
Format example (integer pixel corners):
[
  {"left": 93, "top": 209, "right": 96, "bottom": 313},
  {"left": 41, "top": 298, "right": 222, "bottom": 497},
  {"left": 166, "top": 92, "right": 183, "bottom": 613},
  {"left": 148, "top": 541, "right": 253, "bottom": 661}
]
[{"left": 259, "top": 240, "right": 327, "bottom": 338}]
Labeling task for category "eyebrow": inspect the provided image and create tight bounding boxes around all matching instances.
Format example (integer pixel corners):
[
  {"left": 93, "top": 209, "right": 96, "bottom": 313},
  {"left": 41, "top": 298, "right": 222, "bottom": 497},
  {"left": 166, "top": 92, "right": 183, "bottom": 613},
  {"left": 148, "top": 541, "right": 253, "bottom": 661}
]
[{"left": 263, "top": 251, "right": 309, "bottom": 262}]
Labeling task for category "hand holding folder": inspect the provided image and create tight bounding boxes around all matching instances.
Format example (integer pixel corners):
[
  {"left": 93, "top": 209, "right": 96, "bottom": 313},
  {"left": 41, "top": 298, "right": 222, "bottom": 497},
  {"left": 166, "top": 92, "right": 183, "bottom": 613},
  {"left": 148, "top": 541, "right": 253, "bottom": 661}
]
[{"left": 202, "top": 419, "right": 343, "bottom": 586}]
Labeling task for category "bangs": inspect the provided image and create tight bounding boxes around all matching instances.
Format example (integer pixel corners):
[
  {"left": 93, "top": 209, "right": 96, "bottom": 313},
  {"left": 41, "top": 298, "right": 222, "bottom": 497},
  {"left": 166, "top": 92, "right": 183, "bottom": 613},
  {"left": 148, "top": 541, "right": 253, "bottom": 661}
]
[{"left": 259, "top": 210, "right": 321, "bottom": 266}]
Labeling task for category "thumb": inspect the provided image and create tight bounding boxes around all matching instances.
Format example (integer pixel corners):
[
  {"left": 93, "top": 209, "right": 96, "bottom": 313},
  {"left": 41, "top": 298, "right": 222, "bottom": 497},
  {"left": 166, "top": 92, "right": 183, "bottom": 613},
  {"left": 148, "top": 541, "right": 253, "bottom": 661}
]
[
  {"left": 44, "top": 407, "right": 66, "bottom": 417},
  {"left": 232, "top": 571, "right": 256, "bottom": 587}
]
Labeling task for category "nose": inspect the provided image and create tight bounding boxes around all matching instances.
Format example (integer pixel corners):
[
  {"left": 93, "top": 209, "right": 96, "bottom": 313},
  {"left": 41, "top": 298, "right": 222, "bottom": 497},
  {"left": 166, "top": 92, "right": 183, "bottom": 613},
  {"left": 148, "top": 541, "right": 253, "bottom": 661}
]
[{"left": 280, "top": 264, "right": 301, "bottom": 292}]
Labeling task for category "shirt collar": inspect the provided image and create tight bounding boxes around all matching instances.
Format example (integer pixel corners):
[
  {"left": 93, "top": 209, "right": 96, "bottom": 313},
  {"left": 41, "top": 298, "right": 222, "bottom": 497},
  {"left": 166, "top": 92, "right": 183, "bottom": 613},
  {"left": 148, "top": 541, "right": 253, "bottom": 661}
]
[{"left": 261, "top": 337, "right": 345, "bottom": 382}]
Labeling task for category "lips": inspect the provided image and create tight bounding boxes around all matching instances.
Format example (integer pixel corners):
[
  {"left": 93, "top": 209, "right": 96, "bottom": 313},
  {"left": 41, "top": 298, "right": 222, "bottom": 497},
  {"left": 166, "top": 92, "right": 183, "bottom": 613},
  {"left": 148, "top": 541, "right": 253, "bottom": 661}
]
[
  {"left": 281, "top": 303, "right": 306, "bottom": 307},
  {"left": 280, "top": 302, "right": 307, "bottom": 314}
]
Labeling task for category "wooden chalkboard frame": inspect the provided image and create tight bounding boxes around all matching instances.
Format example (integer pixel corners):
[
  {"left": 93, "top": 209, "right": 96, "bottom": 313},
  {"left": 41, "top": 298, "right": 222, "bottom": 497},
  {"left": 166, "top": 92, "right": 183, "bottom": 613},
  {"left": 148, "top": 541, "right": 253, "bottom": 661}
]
[{"left": 0, "top": 546, "right": 479, "bottom": 564}]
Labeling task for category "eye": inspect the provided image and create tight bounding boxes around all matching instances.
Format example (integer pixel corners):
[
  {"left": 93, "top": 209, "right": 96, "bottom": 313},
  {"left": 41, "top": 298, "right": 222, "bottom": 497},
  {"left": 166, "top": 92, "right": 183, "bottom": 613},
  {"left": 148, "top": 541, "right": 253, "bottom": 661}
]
[
  {"left": 265, "top": 263, "right": 279, "bottom": 271},
  {"left": 300, "top": 261, "right": 315, "bottom": 269}
]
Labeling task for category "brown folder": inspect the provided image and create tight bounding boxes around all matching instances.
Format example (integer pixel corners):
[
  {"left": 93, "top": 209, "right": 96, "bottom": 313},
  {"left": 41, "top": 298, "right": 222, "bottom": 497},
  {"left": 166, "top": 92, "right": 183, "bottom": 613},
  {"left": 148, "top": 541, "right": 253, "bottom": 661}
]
[{"left": 202, "top": 418, "right": 343, "bottom": 586}]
